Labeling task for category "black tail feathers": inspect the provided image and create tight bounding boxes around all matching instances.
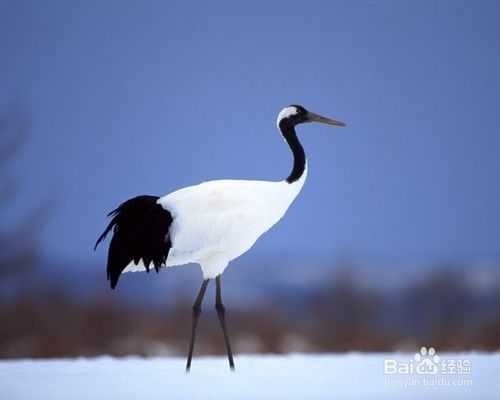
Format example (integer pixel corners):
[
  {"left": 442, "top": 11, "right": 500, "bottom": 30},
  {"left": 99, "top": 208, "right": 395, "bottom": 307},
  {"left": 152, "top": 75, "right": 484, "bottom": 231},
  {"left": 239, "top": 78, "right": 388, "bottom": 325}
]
[{"left": 95, "top": 195, "right": 173, "bottom": 289}]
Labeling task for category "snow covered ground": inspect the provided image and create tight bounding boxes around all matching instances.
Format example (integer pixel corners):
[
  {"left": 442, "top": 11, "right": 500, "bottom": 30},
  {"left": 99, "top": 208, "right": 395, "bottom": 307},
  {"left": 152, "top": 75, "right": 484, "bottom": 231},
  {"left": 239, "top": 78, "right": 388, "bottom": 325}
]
[{"left": 1, "top": 353, "right": 497, "bottom": 399}]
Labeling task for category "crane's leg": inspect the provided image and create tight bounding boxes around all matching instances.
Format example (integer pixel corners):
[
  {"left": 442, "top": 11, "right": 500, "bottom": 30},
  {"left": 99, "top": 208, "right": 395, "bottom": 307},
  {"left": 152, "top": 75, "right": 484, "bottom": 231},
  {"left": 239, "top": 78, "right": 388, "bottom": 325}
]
[
  {"left": 186, "top": 279, "right": 209, "bottom": 372},
  {"left": 215, "top": 276, "right": 235, "bottom": 370}
]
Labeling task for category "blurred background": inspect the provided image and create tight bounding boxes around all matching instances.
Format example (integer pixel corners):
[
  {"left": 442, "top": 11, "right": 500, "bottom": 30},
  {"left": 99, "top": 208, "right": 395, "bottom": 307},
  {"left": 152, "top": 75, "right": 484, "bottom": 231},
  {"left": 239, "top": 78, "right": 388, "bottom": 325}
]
[{"left": 1, "top": 0, "right": 499, "bottom": 358}]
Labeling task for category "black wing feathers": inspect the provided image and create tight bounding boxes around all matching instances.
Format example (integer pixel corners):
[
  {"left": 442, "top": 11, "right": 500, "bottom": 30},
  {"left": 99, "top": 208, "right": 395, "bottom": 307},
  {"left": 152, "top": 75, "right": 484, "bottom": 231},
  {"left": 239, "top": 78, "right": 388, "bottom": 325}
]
[{"left": 95, "top": 195, "right": 173, "bottom": 289}]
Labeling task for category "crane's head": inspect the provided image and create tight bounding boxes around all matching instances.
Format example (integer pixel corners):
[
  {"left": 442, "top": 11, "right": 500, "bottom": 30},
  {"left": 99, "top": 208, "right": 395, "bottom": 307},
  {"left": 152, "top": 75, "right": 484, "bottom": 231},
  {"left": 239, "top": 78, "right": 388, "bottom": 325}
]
[{"left": 277, "top": 105, "right": 346, "bottom": 130}]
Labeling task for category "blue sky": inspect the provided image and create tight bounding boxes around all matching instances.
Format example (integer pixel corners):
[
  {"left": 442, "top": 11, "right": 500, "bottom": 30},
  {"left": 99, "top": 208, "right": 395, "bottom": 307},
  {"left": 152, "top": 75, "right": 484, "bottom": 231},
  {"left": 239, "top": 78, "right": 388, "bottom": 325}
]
[{"left": 1, "top": 0, "right": 499, "bottom": 266}]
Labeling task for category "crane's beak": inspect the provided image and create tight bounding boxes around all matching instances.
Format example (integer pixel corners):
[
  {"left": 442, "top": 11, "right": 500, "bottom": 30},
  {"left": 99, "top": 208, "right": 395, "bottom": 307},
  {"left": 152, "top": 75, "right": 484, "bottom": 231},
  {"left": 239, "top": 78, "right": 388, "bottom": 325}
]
[{"left": 306, "top": 111, "right": 346, "bottom": 127}]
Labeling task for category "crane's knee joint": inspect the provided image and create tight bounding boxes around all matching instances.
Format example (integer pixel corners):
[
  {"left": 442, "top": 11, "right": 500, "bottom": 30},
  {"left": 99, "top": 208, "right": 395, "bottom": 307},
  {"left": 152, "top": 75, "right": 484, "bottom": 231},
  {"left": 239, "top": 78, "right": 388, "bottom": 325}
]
[
  {"left": 192, "top": 305, "right": 202, "bottom": 317},
  {"left": 215, "top": 303, "right": 225, "bottom": 315}
]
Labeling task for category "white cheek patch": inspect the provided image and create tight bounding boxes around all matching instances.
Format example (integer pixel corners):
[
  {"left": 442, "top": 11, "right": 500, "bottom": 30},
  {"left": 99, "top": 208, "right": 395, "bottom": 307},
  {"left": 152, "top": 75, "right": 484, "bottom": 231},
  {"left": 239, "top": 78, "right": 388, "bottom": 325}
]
[{"left": 276, "top": 106, "right": 298, "bottom": 128}]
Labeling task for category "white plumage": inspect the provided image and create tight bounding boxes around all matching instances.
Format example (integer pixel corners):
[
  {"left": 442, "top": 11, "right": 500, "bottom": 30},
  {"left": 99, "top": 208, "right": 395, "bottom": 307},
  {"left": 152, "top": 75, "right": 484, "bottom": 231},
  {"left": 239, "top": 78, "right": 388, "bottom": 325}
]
[
  {"left": 276, "top": 106, "right": 299, "bottom": 128},
  {"left": 123, "top": 169, "right": 307, "bottom": 278}
]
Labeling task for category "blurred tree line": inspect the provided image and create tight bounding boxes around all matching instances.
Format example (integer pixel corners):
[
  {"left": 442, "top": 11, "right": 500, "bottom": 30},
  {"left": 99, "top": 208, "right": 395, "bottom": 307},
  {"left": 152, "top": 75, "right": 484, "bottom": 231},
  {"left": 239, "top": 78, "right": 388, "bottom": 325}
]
[{"left": 1, "top": 264, "right": 499, "bottom": 358}]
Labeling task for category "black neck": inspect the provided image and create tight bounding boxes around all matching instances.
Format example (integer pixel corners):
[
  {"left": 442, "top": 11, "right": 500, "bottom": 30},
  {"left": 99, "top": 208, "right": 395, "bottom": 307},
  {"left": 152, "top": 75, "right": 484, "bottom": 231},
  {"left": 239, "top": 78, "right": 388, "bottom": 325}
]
[{"left": 279, "top": 121, "right": 306, "bottom": 184}]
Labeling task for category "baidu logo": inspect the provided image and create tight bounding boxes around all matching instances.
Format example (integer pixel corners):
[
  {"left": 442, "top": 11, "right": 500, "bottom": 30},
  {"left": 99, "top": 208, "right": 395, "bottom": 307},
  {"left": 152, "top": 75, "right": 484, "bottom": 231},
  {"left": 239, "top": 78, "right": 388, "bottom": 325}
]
[
  {"left": 384, "top": 346, "right": 472, "bottom": 387},
  {"left": 414, "top": 346, "right": 440, "bottom": 374}
]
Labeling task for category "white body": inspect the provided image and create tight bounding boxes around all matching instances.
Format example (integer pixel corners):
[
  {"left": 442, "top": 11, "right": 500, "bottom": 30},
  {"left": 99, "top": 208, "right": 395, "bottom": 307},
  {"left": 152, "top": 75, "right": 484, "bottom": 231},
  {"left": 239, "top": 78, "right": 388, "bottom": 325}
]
[{"left": 123, "top": 166, "right": 307, "bottom": 279}]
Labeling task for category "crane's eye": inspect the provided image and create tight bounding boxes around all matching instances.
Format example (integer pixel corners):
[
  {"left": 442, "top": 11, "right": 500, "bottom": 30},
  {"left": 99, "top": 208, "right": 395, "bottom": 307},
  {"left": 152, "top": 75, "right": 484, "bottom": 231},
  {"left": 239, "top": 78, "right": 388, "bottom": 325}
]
[{"left": 296, "top": 106, "right": 306, "bottom": 115}]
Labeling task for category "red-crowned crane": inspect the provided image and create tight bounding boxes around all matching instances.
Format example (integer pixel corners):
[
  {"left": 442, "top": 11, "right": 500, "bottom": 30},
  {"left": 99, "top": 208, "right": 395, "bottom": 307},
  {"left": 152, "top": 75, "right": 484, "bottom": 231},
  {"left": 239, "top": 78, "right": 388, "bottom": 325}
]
[{"left": 95, "top": 105, "right": 346, "bottom": 371}]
